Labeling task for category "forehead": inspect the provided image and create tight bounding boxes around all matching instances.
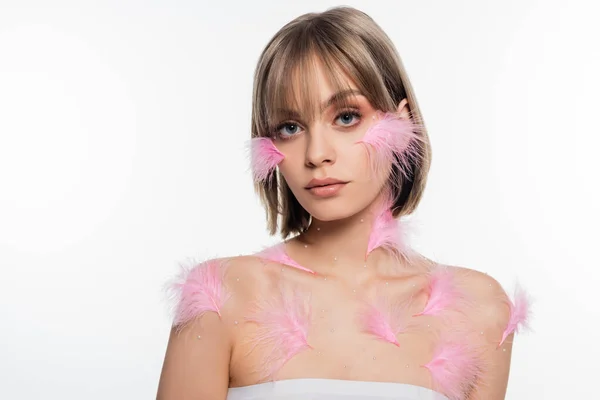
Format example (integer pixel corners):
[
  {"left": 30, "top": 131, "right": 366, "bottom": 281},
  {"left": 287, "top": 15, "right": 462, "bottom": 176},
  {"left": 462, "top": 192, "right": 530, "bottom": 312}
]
[{"left": 268, "top": 54, "right": 361, "bottom": 124}]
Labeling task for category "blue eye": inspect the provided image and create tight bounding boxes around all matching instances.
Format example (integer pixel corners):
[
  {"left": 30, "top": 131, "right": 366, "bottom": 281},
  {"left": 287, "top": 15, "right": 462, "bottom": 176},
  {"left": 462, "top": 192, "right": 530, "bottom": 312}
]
[
  {"left": 335, "top": 110, "right": 362, "bottom": 126},
  {"left": 276, "top": 123, "right": 303, "bottom": 139}
]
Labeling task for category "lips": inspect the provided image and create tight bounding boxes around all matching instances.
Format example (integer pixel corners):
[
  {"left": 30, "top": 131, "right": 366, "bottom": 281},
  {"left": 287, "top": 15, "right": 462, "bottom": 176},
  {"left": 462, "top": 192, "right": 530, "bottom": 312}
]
[
  {"left": 305, "top": 178, "right": 349, "bottom": 198},
  {"left": 305, "top": 177, "right": 348, "bottom": 189}
]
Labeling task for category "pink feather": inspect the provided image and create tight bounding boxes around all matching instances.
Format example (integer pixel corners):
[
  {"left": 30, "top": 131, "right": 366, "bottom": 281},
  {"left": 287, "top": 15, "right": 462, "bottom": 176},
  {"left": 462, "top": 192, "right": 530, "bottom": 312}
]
[
  {"left": 255, "top": 242, "right": 316, "bottom": 274},
  {"left": 422, "top": 338, "right": 482, "bottom": 400},
  {"left": 170, "top": 258, "right": 230, "bottom": 327},
  {"left": 365, "top": 189, "right": 412, "bottom": 262},
  {"left": 355, "top": 111, "right": 423, "bottom": 184},
  {"left": 249, "top": 137, "right": 284, "bottom": 183},
  {"left": 359, "top": 296, "right": 410, "bottom": 346},
  {"left": 414, "top": 266, "right": 464, "bottom": 317},
  {"left": 499, "top": 283, "right": 531, "bottom": 346},
  {"left": 245, "top": 285, "right": 312, "bottom": 381}
]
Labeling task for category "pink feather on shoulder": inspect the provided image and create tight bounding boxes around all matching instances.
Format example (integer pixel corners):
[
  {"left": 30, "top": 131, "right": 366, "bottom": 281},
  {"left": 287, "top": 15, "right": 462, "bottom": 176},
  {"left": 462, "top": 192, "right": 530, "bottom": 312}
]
[
  {"left": 245, "top": 284, "right": 312, "bottom": 381},
  {"left": 414, "top": 265, "right": 465, "bottom": 317},
  {"left": 249, "top": 137, "right": 284, "bottom": 183},
  {"left": 422, "top": 337, "right": 483, "bottom": 400},
  {"left": 499, "top": 283, "right": 531, "bottom": 346},
  {"left": 255, "top": 242, "right": 316, "bottom": 274},
  {"left": 170, "top": 258, "right": 231, "bottom": 327},
  {"left": 355, "top": 111, "right": 423, "bottom": 183}
]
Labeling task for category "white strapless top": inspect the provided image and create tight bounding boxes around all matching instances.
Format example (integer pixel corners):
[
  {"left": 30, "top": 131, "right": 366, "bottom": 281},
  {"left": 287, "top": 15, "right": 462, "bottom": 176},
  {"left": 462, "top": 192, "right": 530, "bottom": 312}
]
[{"left": 226, "top": 379, "right": 449, "bottom": 400}]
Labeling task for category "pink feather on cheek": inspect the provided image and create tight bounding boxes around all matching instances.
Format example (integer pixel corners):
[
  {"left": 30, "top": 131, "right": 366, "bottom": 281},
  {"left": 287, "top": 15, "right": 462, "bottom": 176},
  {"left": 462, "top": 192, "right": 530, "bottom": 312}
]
[
  {"left": 355, "top": 111, "right": 423, "bottom": 184},
  {"left": 250, "top": 137, "right": 285, "bottom": 183}
]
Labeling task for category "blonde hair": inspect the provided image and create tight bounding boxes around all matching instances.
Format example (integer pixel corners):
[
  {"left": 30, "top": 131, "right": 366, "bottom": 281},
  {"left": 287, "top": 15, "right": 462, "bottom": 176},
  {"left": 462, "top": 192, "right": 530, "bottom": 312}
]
[{"left": 251, "top": 6, "right": 431, "bottom": 238}]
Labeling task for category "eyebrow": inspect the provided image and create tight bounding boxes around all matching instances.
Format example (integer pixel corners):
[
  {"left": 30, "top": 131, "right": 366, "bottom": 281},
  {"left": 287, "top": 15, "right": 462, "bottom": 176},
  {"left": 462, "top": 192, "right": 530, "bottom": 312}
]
[{"left": 275, "top": 89, "right": 363, "bottom": 119}]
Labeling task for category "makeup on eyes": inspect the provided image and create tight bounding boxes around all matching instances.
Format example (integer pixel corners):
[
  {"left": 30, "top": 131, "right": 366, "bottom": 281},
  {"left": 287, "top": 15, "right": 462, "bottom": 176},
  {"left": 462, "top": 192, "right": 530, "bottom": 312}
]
[{"left": 272, "top": 105, "right": 364, "bottom": 140}]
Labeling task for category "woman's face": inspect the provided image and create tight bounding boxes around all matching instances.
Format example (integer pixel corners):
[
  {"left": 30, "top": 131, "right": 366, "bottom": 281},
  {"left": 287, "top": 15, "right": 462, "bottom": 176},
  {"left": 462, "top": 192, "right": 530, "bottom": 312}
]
[{"left": 273, "top": 60, "right": 408, "bottom": 223}]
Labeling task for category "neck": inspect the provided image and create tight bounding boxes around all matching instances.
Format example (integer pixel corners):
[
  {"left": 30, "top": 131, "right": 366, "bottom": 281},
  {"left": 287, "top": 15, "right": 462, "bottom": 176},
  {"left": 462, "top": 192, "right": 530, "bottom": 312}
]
[
  {"left": 300, "top": 209, "right": 374, "bottom": 262},
  {"left": 292, "top": 191, "right": 407, "bottom": 278}
]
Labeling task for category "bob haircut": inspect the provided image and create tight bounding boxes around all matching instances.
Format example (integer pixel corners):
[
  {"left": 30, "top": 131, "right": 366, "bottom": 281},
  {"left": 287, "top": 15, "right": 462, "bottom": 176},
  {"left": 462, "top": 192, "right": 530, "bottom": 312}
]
[{"left": 251, "top": 6, "right": 431, "bottom": 238}]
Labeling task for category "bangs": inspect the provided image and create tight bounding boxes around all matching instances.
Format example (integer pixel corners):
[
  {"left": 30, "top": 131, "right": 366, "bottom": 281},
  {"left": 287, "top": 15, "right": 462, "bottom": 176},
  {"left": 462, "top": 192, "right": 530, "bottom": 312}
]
[
  {"left": 264, "top": 49, "right": 355, "bottom": 136},
  {"left": 256, "top": 30, "right": 395, "bottom": 138}
]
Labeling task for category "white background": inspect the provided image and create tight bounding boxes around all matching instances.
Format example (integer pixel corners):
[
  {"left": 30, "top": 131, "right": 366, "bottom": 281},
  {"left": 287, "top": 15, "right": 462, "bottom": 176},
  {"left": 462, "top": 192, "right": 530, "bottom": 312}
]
[{"left": 0, "top": 0, "right": 598, "bottom": 398}]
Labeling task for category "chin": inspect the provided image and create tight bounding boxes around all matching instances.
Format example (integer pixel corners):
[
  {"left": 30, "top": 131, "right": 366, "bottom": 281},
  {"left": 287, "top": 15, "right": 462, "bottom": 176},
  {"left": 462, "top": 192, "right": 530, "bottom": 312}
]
[{"left": 304, "top": 203, "right": 360, "bottom": 222}]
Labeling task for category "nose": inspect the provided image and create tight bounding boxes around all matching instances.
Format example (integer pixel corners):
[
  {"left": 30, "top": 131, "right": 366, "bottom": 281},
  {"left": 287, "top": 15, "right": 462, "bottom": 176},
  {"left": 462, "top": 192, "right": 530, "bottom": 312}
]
[{"left": 304, "top": 125, "right": 336, "bottom": 168}]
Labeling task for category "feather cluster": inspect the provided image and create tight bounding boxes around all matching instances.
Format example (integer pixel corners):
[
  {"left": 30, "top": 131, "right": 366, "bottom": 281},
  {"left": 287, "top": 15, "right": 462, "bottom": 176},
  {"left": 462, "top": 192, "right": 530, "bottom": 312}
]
[
  {"left": 249, "top": 137, "right": 284, "bottom": 183},
  {"left": 255, "top": 242, "right": 316, "bottom": 274},
  {"left": 170, "top": 258, "right": 230, "bottom": 327},
  {"left": 422, "top": 337, "right": 482, "bottom": 400},
  {"left": 355, "top": 111, "right": 423, "bottom": 185},
  {"left": 245, "top": 284, "right": 312, "bottom": 381},
  {"left": 499, "top": 283, "right": 531, "bottom": 346}
]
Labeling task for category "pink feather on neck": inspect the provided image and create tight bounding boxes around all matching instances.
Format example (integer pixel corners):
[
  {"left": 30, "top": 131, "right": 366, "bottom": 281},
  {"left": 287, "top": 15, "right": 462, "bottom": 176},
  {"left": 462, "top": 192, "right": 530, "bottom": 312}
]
[
  {"left": 245, "top": 285, "right": 312, "bottom": 381},
  {"left": 255, "top": 242, "right": 316, "bottom": 274},
  {"left": 249, "top": 137, "right": 284, "bottom": 183},
  {"left": 414, "top": 265, "right": 464, "bottom": 317},
  {"left": 355, "top": 111, "right": 423, "bottom": 185},
  {"left": 365, "top": 188, "right": 413, "bottom": 263},
  {"left": 422, "top": 337, "right": 482, "bottom": 400},
  {"left": 170, "top": 258, "right": 230, "bottom": 327},
  {"left": 499, "top": 283, "right": 531, "bottom": 346}
]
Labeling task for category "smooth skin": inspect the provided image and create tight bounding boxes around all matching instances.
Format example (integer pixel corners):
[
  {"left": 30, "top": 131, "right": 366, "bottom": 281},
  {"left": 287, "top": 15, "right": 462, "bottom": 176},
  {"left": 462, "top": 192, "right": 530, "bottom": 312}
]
[{"left": 156, "top": 58, "right": 513, "bottom": 400}]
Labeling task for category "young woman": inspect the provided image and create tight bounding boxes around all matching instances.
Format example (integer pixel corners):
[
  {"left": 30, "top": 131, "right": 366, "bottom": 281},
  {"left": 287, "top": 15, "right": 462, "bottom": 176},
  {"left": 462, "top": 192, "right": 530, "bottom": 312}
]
[{"left": 157, "top": 6, "right": 530, "bottom": 400}]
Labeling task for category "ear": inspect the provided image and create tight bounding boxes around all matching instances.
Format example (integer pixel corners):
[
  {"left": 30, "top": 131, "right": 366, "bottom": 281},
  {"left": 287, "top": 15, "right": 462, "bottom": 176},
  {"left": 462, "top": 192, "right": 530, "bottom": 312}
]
[{"left": 396, "top": 98, "right": 410, "bottom": 120}]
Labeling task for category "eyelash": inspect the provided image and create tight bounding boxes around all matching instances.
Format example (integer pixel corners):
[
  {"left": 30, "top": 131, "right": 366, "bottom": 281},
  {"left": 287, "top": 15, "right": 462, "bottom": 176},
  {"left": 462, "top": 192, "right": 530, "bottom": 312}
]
[{"left": 272, "top": 108, "right": 363, "bottom": 140}]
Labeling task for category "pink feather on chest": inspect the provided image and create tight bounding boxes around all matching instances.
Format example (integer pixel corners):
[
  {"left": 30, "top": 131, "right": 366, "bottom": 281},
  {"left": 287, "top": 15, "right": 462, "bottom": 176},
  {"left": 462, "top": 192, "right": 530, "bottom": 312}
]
[{"left": 245, "top": 285, "right": 312, "bottom": 381}]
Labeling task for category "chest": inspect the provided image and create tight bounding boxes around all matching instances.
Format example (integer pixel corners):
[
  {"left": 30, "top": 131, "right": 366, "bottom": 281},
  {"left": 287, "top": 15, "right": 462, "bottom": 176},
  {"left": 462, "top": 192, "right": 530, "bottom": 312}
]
[{"left": 228, "top": 275, "right": 441, "bottom": 389}]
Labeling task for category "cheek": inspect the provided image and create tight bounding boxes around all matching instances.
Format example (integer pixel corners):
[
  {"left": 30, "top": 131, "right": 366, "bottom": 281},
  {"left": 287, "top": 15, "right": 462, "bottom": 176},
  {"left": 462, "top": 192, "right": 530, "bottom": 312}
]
[
  {"left": 346, "top": 144, "right": 391, "bottom": 185},
  {"left": 277, "top": 154, "right": 305, "bottom": 190}
]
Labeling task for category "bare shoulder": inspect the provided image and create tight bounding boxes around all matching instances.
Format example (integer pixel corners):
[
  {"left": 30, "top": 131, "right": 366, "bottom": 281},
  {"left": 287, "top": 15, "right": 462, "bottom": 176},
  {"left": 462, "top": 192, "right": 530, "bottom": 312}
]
[
  {"left": 443, "top": 266, "right": 516, "bottom": 399},
  {"left": 447, "top": 265, "right": 511, "bottom": 329},
  {"left": 157, "top": 254, "right": 271, "bottom": 399}
]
